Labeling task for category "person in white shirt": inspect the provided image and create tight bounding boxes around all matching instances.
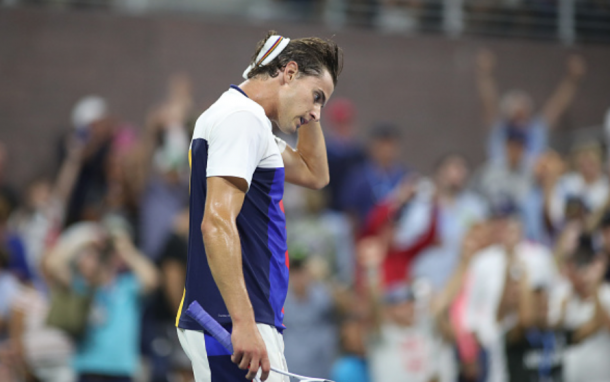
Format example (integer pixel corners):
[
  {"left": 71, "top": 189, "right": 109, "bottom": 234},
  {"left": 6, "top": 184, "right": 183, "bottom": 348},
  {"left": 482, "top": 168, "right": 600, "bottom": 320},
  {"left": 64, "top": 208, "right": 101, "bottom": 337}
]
[
  {"left": 549, "top": 142, "right": 609, "bottom": 231},
  {"left": 558, "top": 235, "right": 610, "bottom": 382},
  {"left": 358, "top": 224, "right": 491, "bottom": 382},
  {"left": 464, "top": 204, "right": 560, "bottom": 382}
]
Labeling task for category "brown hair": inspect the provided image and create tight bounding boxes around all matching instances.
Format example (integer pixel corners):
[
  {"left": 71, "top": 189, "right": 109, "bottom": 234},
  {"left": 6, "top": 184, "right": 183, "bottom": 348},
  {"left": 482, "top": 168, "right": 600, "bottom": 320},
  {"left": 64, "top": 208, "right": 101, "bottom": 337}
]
[{"left": 247, "top": 30, "right": 343, "bottom": 86}]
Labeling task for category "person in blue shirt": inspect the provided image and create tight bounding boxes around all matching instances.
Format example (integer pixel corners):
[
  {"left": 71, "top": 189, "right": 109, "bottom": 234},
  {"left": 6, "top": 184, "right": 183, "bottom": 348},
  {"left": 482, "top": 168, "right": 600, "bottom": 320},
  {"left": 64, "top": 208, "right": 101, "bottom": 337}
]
[
  {"left": 45, "top": 221, "right": 159, "bottom": 382},
  {"left": 475, "top": 49, "right": 586, "bottom": 170},
  {"left": 340, "top": 123, "right": 407, "bottom": 225}
]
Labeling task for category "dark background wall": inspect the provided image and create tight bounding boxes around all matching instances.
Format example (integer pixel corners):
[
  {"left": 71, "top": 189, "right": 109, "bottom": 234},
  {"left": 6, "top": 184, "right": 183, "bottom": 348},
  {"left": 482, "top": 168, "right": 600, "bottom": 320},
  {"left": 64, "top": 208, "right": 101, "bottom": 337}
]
[{"left": 1, "top": 7, "right": 609, "bottom": 189}]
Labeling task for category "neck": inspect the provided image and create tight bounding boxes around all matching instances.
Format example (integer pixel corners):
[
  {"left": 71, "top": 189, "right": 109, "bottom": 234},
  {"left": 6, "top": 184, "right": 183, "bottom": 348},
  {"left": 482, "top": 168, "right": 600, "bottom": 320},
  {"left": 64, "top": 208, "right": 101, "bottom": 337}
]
[
  {"left": 437, "top": 185, "right": 458, "bottom": 203},
  {"left": 239, "top": 79, "right": 279, "bottom": 123}
]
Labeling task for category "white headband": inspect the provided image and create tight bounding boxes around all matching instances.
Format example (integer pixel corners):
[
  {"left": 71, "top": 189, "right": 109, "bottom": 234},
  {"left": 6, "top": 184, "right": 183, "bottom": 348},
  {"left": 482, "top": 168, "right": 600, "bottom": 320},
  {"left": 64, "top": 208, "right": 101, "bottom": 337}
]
[{"left": 242, "top": 35, "right": 291, "bottom": 80}]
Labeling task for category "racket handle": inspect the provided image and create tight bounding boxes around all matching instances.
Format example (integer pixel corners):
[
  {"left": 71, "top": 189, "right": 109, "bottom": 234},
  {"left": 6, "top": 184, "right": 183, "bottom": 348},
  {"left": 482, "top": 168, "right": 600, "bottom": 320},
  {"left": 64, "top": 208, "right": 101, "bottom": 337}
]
[{"left": 185, "top": 301, "right": 234, "bottom": 354}]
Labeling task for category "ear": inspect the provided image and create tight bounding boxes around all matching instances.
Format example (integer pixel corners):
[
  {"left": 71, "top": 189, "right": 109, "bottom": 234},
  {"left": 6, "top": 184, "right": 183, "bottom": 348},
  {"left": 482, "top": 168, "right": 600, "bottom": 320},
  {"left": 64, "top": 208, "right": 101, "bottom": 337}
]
[{"left": 283, "top": 61, "right": 299, "bottom": 83}]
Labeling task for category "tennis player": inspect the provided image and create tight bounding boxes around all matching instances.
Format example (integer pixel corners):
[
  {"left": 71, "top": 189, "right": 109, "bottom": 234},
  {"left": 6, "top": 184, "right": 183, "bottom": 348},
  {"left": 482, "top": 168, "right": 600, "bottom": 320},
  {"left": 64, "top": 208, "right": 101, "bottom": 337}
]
[{"left": 175, "top": 31, "right": 343, "bottom": 381}]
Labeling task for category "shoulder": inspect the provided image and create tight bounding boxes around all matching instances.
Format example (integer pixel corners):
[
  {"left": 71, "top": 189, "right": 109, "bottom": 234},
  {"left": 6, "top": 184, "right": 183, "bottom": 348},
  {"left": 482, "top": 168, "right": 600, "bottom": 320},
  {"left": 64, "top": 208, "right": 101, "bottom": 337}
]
[{"left": 193, "top": 90, "right": 271, "bottom": 141}]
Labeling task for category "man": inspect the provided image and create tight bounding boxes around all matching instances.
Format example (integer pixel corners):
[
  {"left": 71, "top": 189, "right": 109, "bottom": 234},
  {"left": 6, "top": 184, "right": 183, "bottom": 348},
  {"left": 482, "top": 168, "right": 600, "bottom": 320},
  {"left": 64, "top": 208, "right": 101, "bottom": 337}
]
[
  {"left": 475, "top": 50, "right": 586, "bottom": 170},
  {"left": 463, "top": 204, "right": 559, "bottom": 382},
  {"left": 175, "top": 31, "right": 342, "bottom": 382},
  {"left": 410, "top": 153, "right": 487, "bottom": 289}
]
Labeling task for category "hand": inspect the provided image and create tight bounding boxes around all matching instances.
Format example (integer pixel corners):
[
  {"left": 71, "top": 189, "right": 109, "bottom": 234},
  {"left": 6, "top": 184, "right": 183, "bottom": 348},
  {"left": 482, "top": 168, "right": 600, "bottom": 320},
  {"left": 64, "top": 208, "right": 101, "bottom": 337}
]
[
  {"left": 391, "top": 175, "right": 419, "bottom": 207},
  {"left": 567, "top": 54, "right": 586, "bottom": 79},
  {"left": 476, "top": 49, "right": 496, "bottom": 74},
  {"left": 231, "top": 322, "right": 271, "bottom": 381}
]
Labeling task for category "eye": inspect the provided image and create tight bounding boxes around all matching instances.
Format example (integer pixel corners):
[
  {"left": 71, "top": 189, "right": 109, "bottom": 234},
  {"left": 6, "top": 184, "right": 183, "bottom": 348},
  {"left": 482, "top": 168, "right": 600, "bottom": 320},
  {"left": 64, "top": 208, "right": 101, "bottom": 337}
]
[{"left": 314, "top": 92, "right": 321, "bottom": 102}]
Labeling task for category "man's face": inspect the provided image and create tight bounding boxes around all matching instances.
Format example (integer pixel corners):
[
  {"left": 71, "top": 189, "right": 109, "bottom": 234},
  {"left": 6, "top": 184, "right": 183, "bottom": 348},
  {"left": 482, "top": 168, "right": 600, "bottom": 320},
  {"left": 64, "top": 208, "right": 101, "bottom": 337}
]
[
  {"left": 276, "top": 67, "right": 334, "bottom": 134},
  {"left": 506, "top": 140, "right": 525, "bottom": 168},
  {"left": 437, "top": 157, "right": 468, "bottom": 192}
]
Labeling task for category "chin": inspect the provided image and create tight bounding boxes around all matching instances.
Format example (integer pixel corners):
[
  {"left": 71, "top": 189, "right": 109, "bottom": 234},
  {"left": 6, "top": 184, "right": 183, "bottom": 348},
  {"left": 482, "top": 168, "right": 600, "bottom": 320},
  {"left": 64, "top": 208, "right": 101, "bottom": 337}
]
[{"left": 278, "top": 123, "right": 297, "bottom": 135}]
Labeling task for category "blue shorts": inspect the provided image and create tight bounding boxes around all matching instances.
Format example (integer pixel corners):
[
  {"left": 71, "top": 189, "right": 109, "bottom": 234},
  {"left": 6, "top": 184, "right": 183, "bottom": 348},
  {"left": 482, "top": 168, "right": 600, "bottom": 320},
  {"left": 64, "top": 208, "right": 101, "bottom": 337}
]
[{"left": 177, "top": 325, "right": 288, "bottom": 382}]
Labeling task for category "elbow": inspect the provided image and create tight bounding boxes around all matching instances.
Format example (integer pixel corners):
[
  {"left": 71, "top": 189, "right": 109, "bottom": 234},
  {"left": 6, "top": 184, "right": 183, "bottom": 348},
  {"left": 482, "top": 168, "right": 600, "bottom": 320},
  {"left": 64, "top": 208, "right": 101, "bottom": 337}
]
[{"left": 307, "top": 173, "right": 330, "bottom": 190}]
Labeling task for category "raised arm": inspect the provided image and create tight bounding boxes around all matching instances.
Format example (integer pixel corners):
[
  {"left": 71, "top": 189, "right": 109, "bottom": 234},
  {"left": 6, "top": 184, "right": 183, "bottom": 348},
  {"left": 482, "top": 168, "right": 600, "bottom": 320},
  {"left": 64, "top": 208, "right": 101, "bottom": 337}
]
[
  {"left": 475, "top": 49, "right": 500, "bottom": 128},
  {"left": 43, "top": 224, "right": 101, "bottom": 287},
  {"left": 541, "top": 55, "right": 586, "bottom": 129},
  {"left": 432, "top": 224, "right": 486, "bottom": 341},
  {"left": 111, "top": 229, "right": 159, "bottom": 294},
  {"left": 281, "top": 120, "right": 330, "bottom": 190},
  {"left": 202, "top": 176, "right": 270, "bottom": 381}
]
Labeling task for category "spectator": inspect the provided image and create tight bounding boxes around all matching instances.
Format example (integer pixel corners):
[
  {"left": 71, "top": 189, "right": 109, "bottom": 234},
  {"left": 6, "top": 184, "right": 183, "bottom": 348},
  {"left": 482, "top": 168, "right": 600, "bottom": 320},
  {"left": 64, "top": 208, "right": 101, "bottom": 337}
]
[
  {"left": 549, "top": 142, "right": 609, "bottom": 232},
  {"left": 43, "top": 222, "right": 158, "bottom": 382},
  {"left": 283, "top": 254, "right": 339, "bottom": 379},
  {"left": 521, "top": 150, "right": 566, "bottom": 246},
  {"left": 476, "top": 50, "right": 586, "bottom": 169},
  {"left": 136, "top": 74, "right": 191, "bottom": 260},
  {"left": 559, "top": 234, "right": 610, "bottom": 382},
  {"left": 287, "top": 188, "right": 356, "bottom": 286},
  {"left": 359, "top": 175, "right": 437, "bottom": 289},
  {"left": 64, "top": 95, "right": 117, "bottom": 226},
  {"left": 331, "top": 315, "right": 371, "bottom": 382},
  {"left": 323, "top": 97, "right": 366, "bottom": 212},
  {"left": 410, "top": 154, "right": 487, "bottom": 289},
  {"left": 8, "top": 283, "right": 76, "bottom": 382},
  {"left": 145, "top": 208, "right": 192, "bottom": 382},
  {"left": 358, "top": 232, "right": 463, "bottom": 382},
  {"left": 464, "top": 204, "right": 559, "bottom": 382},
  {"left": 341, "top": 123, "right": 408, "bottom": 225},
  {"left": 471, "top": 126, "right": 533, "bottom": 209},
  {"left": 9, "top": 135, "right": 85, "bottom": 284}
]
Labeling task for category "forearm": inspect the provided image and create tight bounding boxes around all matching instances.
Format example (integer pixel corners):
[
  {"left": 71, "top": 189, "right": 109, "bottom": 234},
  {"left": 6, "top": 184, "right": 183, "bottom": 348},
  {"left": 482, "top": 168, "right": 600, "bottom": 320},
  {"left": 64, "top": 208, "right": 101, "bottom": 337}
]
[
  {"left": 53, "top": 154, "right": 82, "bottom": 209},
  {"left": 517, "top": 273, "right": 535, "bottom": 328},
  {"left": 116, "top": 240, "right": 159, "bottom": 293},
  {"left": 543, "top": 76, "right": 580, "bottom": 128},
  {"left": 203, "top": 216, "right": 256, "bottom": 326},
  {"left": 44, "top": 235, "right": 89, "bottom": 285},
  {"left": 364, "top": 265, "right": 383, "bottom": 334},
  {"left": 284, "top": 121, "right": 329, "bottom": 189},
  {"left": 434, "top": 260, "right": 468, "bottom": 318},
  {"left": 476, "top": 72, "right": 498, "bottom": 126}
]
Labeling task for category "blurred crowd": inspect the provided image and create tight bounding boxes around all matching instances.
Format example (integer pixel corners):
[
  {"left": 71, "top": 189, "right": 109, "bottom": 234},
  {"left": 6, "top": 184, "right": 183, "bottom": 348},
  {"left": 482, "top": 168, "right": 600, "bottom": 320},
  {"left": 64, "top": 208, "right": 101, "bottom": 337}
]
[{"left": 0, "top": 48, "right": 609, "bottom": 382}]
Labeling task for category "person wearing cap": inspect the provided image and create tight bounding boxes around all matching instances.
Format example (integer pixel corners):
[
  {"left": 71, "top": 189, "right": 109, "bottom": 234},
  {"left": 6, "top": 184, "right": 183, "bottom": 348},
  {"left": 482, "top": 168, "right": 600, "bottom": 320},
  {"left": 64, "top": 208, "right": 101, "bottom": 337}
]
[
  {"left": 323, "top": 97, "right": 366, "bottom": 212},
  {"left": 340, "top": 123, "right": 408, "bottom": 225},
  {"left": 475, "top": 50, "right": 586, "bottom": 170},
  {"left": 174, "top": 31, "right": 342, "bottom": 382},
  {"left": 358, "top": 224, "right": 488, "bottom": 382}
]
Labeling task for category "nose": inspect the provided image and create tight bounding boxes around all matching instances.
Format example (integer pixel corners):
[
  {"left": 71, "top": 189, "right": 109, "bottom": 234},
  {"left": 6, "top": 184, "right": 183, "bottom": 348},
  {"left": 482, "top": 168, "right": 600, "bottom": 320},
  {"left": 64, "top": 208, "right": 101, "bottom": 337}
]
[{"left": 310, "top": 105, "right": 321, "bottom": 122}]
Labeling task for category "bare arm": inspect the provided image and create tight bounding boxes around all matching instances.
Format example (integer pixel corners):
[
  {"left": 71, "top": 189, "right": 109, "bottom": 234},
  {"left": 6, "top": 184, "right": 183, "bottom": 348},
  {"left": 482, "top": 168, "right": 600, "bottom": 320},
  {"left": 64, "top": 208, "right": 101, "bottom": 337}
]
[
  {"left": 43, "top": 225, "right": 101, "bottom": 287},
  {"left": 112, "top": 230, "right": 159, "bottom": 294},
  {"left": 475, "top": 49, "right": 499, "bottom": 128},
  {"left": 357, "top": 236, "right": 388, "bottom": 335},
  {"left": 53, "top": 137, "right": 84, "bottom": 210},
  {"left": 541, "top": 55, "right": 586, "bottom": 129},
  {"left": 202, "top": 176, "right": 270, "bottom": 381},
  {"left": 432, "top": 225, "right": 485, "bottom": 341},
  {"left": 281, "top": 120, "right": 329, "bottom": 190}
]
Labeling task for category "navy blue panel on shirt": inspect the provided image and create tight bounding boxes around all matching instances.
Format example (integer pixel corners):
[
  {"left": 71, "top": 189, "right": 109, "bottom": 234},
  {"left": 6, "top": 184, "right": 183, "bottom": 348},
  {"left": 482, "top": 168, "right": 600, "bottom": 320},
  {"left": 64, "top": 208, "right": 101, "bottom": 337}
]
[{"left": 178, "top": 138, "right": 288, "bottom": 332}]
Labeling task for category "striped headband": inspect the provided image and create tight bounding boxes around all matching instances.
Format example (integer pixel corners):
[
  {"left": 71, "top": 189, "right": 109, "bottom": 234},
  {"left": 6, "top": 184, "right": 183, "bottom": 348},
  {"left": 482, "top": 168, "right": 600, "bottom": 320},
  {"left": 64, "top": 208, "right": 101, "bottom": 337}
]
[{"left": 242, "top": 35, "right": 291, "bottom": 80}]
